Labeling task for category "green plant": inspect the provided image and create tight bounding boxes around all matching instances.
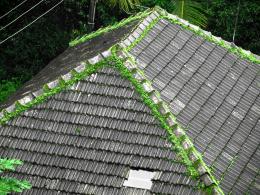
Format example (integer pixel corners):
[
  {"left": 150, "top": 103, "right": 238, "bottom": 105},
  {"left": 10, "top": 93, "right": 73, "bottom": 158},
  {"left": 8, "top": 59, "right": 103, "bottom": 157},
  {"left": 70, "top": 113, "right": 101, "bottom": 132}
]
[
  {"left": 0, "top": 158, "right": 31, "bottom": 195},
  {"left": 206, "top": 0, "right": 260, "bottom": 54},
  {"left": 75, "top": 127, "right": 81, "bottom": 134},
  {"left": 0, "top": 78, "right": 22, "bottom": 103}
]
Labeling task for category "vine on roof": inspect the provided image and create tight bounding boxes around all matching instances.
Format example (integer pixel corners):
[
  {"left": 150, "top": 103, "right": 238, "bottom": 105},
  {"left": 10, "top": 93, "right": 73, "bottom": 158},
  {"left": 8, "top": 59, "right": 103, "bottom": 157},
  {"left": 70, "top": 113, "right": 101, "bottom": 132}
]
[{"left": 110, "top": 46, "right": 224, "bottom": 194}]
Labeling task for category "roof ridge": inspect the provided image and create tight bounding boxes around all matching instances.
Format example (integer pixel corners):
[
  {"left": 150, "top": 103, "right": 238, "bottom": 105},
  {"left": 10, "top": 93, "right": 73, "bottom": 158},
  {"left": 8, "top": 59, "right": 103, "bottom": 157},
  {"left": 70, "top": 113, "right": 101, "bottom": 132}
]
[
  {"left": 69, "top": 7, "right": 154, "bottom": 47},
  {"left": 0, "top": 7, "right": 256, "bottom": 193},
  {"left": 111, "top": 45, "right": 224, "bottom": 195}
]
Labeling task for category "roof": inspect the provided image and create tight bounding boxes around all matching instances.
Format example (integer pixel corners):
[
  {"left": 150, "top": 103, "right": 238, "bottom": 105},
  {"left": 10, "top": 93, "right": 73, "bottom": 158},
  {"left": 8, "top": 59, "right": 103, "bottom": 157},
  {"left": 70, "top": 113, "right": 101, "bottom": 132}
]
[{"left": 0, "top": 7, "right": 259, "bottom": 195}]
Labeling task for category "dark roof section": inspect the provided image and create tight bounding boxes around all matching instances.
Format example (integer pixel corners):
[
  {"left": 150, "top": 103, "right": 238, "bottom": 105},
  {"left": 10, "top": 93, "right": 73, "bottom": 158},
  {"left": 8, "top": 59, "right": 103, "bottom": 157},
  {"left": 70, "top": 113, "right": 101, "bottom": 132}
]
[
  {"left": 0, "top": 21, "right": 138, "bottom": 110},
  {"left": 0, "top": 67, "right": 202, "bottom": 195},
  {"left": 128, "top": 18, "right": 260, "bottom": 194}
]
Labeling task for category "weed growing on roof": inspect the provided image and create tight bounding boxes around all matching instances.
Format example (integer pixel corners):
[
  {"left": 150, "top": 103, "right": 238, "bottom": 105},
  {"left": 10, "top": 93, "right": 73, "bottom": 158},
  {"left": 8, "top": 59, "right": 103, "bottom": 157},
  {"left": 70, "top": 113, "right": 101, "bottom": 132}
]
[
  {"left": 75, "top": 127, "right": 81, "bottom": 134},
  {"left": 245, "top": 169, "right": 260, "bottom": 195},
  {"left": 0, "top": 158, "right": 31, "bottom": 194},
  {"left": 219, "top": 155, "right": 238, "bottom": 183}
]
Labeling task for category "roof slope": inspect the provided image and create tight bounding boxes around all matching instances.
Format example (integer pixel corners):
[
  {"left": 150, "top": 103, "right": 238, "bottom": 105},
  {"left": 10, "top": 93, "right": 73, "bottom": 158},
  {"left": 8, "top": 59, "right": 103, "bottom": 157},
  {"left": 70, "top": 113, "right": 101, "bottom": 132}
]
[
  {"left": 0, "top": 7, "right": 259, "bottom": 195},
  {"left": 0, "top": 66, "right": 202, "bottom": 194},
  {"left": 125, "top": 15, "right": 260, "bottom": 195}
]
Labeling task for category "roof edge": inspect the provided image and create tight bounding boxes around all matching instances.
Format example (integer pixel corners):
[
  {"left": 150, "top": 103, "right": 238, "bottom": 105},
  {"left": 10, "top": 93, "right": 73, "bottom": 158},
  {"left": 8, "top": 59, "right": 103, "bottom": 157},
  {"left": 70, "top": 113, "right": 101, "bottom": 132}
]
[
  {"left": 0, "top": 50, "right": 112, "bottom": 124},
  {"left": 112, "top": 45, "right": 224, "bottom": 195},
  {"left": 159, "top": 10, "right": 260, "bottom": 64}
]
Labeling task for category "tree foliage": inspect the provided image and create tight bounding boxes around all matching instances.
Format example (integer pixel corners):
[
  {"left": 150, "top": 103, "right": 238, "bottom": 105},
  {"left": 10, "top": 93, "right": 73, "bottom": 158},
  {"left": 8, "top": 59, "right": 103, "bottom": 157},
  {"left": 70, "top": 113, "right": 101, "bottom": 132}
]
[
  {"left": 0, "top": 158, "right": 31, "bottom": 195},
  {"left": 206, "top": 0, "right": 260, "bottom": 54},
  {"left": 0, "top": 78, "right": 22, "bottom": 103},
  {"left": 107, "top": 0, "right": 140, "bottom": 12}
]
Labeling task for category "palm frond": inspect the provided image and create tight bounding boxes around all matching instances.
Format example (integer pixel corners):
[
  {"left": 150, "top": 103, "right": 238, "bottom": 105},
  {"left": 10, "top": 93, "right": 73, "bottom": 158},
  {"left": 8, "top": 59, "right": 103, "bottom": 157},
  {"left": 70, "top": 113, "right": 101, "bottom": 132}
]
[
  {"left": 172, "top": 0, "right": 207, "bottom": 28},
  {"left": 107, "top": 0, "right": 140, "bottom": 12}
]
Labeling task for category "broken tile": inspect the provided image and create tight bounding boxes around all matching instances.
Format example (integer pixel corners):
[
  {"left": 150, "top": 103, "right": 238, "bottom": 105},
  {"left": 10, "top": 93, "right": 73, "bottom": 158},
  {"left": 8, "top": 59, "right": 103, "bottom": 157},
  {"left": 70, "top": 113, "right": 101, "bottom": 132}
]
[
  {"left": 74, "top": 62, "right": 87, "bottom": 73},
  {"left": 47, "top": 80, "right": 59, "bottom": 89},
  {"left": 133, "top": 70, "right": 145, "bottom": 82},
  {"left": 174, "top": 127, "right": 185, "bottom": 138},
  {"left": 150, "top": 91, "right": 162, "bottom": 104},
  {"left": 61, "top": 72, "right": 73, "bottom": 82},
  {"left": 101, "top": 50, "right": 112, "bottom": 58},
  {"left": 32, "top": 88, "right": 44, "bottom": 97},
  {"left": 182, "top": 140, "right": 193, "bottom": 150},
  {"left": 201, "top": 174, "right": 214, "bottom": 186}
]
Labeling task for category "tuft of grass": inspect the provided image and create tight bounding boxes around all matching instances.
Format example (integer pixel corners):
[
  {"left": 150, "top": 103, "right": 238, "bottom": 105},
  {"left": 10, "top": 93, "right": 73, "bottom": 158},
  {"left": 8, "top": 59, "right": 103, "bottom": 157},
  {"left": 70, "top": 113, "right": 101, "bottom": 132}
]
[{"left": 75, "top": 127, "right": 81, "bottom": 134}]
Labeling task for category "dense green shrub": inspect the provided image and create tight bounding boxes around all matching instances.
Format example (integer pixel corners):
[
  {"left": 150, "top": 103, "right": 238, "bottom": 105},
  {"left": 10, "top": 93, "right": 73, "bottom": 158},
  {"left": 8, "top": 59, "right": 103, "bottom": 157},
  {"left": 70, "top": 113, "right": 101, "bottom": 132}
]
[
  {"left": 0, "top": 78, "right": 22, "bottom": 103},
  {"left": 0, "top": 158, "right": 31, "bottom": 195}
]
